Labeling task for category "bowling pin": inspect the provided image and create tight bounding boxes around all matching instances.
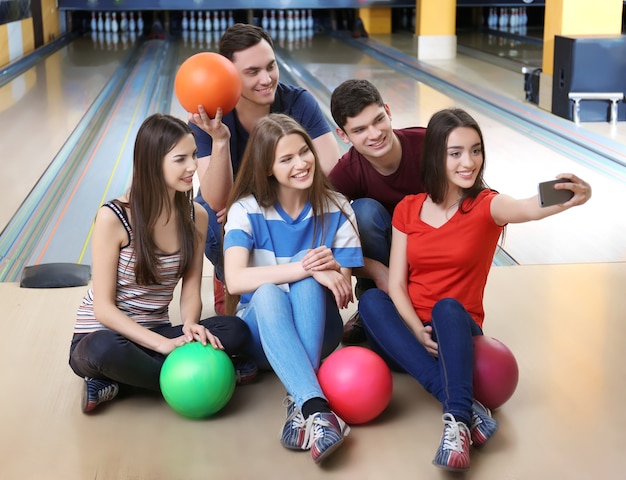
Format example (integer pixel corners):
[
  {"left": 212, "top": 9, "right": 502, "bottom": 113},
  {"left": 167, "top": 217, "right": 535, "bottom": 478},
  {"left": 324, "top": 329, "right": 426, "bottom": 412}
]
[
  {"left": 220, "top": 11, "right": 227, "bottom": 31},
  {"left": 197, "top": 11, "right": 204, "bottom": 32},
  {"left": 227, "top": 11, "right": 234, "bottom": 28},
  {"left": 204, "top": 11, "right": 211, "bottom": 32},
  {"left": 182, "top": 11, "right": 188, "bottom": 31},
  {"left": 293, "top": 10, "right": 300, "bottom": 30},
  {"left": 286, "top": 10, "right": 294, "bottom": 31},
  {"left": 104, "top": 12, "right": 111, "bottom": 33},
  {"left": 90, "top": 12, "right": 97, "bottom": 32},
  {"left": 213, "top": 11, "right": 220, "bottom": 31},
  {"left": 189, "top": 11, "right": 196, "bottom": 32},
  {"left": 128, "top": 12, "right": 136, "bottom": 32},
  {"left": 269, "top": 10, "right": 277, "bottom": 30},
  {"left": 111, "top": 12, "right": 118, "bottom": 33},
  {"left": 97, "top": 11, "right": 104, "bottom": 32},
  {"left": 261, "top": 10, "right": 269, "bottom": 30},
  {"left": 278, "top": 10, "right": 285, "bottom": 31},
  {"left": 120, "top": 12, "right": 128, "bottom": 32},
  {"left": 137, "top": 12, "right": 144, "bottom": 34},
  {"left": 307, "top": 10, "right": 314, "bottom": 30}
]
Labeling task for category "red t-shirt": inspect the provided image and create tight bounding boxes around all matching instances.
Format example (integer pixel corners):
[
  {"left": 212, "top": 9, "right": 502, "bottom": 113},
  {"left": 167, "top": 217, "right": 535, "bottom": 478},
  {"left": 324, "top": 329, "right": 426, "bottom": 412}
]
[
  {"left": 392, "top": 190, "right": 503, "bottom": 328},
  {"left": 328, "top": 127, "right": 426, "bottom": 215}
]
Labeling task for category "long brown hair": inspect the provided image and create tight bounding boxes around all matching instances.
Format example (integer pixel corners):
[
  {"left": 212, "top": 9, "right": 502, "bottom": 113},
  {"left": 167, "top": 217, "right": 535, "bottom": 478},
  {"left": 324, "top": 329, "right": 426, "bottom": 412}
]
[
  {"left": 421, "top": 108, "right": 488, "bottom": 209},
  {"left": 225, "top": 113, "right": 349, "bottom": 243},
  {"left": 126, "top": 114, "right": 197, "bottom": 285}
]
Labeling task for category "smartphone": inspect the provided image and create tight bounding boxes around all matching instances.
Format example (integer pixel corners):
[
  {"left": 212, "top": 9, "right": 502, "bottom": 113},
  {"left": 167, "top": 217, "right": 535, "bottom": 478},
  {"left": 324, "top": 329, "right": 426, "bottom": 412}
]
[{"left": 538, "top": 179, "right": 574, "bottom": 207}]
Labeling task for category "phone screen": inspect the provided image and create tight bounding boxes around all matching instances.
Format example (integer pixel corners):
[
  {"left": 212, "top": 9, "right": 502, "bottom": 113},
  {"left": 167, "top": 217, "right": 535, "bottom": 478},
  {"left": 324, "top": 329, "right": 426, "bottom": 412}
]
[{"left": 538, "top": 179, "right": 574, "bottom": 207}]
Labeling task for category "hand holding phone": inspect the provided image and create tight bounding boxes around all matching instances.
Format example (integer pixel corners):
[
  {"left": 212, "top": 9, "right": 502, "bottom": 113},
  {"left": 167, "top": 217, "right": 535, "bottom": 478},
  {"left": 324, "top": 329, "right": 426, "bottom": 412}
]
[{"left": 538, "top": 179, "right": 575, "bottom": 207}]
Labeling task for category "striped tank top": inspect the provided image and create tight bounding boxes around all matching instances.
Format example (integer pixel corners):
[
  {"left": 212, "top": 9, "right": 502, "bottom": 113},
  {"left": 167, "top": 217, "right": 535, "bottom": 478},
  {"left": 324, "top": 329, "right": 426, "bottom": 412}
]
[{"left": 74, "top": 201, "right": 183, "bottom": 334}]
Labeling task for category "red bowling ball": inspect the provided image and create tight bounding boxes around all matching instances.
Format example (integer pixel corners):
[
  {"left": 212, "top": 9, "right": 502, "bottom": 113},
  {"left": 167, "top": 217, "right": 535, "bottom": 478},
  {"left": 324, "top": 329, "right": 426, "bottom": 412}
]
[
  {"left": 318, "top": 346, "right": 393, "bottom": 424},
  {"left": 473, "top": 335, "right": 519, "bottom": 410}
]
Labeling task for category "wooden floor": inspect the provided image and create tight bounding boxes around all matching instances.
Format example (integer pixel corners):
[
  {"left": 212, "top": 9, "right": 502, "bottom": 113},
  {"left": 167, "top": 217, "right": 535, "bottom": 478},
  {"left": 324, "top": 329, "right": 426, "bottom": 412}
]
[{"left": 1, "top": 262, "right": 625, "bottom": 479}]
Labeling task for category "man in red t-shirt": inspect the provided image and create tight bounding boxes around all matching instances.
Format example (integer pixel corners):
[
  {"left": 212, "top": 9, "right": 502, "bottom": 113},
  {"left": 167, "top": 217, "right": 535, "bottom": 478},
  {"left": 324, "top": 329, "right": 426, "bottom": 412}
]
[{"left": 328, "top": 79, "right": 426, "bottom": 344}]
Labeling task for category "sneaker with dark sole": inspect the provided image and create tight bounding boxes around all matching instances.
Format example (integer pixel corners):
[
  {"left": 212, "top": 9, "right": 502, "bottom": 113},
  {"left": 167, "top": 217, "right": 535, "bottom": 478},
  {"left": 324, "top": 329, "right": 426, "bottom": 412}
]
[
  {"left": 432, "top": 413, "right": 471, "bottom": 472},
  {"left": 306, "top": 411, "right": 350, "bottom": 464},
  {"left": 342, "top": 311, "right": 366, "bottom": 345},
  {"left": 232, "top": 357, "right": 258, "bottom": 386},
  {"left": 280, "top": 396, "right": 309, "bottom": 450},
  {"left": 82, "top": 377, "right": 119, "bottom": 413},
  {"left": 471, "top": 399, "right": 498, "bottom": 447}
]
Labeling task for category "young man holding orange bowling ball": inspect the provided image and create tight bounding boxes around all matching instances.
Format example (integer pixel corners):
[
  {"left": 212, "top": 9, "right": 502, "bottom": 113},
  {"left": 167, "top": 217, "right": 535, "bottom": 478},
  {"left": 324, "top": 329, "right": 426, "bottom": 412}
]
[{"left": 187, "top": 24, "right": 340, "bottom": 314}]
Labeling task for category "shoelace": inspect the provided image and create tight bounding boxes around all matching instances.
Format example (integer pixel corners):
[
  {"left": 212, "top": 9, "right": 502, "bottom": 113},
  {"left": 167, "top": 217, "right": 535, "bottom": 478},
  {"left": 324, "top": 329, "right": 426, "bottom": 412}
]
[
  {"left": 441, "top": 413, "right": 472, "bottom": 451},
  {"left": 302, "top": 414, "right": 330, "bottom": 451},
  {"left": 97, "top": 384, "right": 118, "bottom": 402}
]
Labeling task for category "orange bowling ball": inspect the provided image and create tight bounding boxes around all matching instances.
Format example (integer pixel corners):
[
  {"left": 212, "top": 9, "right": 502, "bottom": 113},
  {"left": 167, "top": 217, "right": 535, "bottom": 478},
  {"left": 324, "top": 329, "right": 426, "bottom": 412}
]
[{"left": 174, "top": 52, "right": 242, "bottom": 117}]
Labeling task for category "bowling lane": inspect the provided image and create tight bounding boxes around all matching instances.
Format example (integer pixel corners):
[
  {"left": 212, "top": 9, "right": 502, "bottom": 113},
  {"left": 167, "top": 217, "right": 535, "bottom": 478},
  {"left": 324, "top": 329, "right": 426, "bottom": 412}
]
[
  {"left": 280, "top": 33, "right": 626, "bottom": 265},
  {"left": 0, "top": 35, "right": 128, "bottom": 234}
]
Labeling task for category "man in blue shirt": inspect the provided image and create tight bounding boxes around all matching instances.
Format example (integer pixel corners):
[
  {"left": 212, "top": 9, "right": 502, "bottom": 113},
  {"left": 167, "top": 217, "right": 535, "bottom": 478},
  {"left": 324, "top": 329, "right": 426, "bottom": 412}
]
[{"left": 188, "top": 24, "right": 340, "bottom": 313}]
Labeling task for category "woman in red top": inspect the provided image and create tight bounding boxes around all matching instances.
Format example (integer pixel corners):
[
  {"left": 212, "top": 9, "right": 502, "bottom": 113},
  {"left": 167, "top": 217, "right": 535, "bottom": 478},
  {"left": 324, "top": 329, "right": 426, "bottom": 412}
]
[{"left": 358, "top": 108, "right": 591, "bottom": 472}]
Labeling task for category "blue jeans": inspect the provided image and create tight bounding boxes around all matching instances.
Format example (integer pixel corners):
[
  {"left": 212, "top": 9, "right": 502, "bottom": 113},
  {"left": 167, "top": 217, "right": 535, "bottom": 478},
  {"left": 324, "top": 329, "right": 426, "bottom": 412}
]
[
  {"left": 196, "top": 193, "right": 224, "bottom": 281},
  {"left": 238, "top": 277, "right": 343, "bottom": 410},
  {"left": 350, "top": 198, "right": 391, "bottom": 294},
  {"left": 358, "top": 290, "right": 482, "bottom": 425},
  {"left": 68, "top": 316, "right": 250, "bottom": 392}
]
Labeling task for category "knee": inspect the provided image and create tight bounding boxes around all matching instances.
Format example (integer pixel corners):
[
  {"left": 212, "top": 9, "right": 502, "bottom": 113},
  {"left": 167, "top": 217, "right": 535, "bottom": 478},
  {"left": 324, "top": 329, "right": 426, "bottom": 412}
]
[
  {"left": 358, "top": 288, "right": 389, "bottom": 322},
  {"left": 351, "top": 199, "right": 388, "bottom": 230},
  {"left": 431, "top": 298, "right": 466, "bottom": 324},
  {"left": 78, "top": 331, "right": 128, "bottom": 364},
  {"left": 255, "top": 283, "right": 283, "bottom": 298}
]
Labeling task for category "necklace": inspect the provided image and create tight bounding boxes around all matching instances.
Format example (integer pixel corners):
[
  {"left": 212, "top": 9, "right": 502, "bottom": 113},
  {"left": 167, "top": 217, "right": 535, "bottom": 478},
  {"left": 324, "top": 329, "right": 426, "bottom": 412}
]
[{"left": 444, "top": 197, "right": 461, "bottom": 219}]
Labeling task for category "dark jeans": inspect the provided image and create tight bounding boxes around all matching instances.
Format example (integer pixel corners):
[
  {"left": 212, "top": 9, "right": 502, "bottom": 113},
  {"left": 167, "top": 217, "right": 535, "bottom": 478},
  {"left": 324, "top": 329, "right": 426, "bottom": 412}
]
[
  {"left": 196, "top": 193, "right": 224, "bottom": 281},
  {"left": 358, "top": 290, "right": 482, "bottom": 425},
  {"left": 69, "top": 316, "right": 250, "bottom": 392},
  {"left": 350, "top": 198, "right": 391, "bottom": 294}
]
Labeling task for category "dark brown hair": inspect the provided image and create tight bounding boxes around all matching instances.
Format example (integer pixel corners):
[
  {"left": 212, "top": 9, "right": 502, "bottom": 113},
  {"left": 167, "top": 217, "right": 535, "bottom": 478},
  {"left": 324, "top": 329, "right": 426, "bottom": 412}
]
[
  {"left": 127, "top": 114, "right": 197, "bottom": 285},
  {"left": 218, "top": 23, "right": 274, "bottom": 61},
  {"left": 330, "top": 79, "right": 385, "bottom": 130},
  {"left": 421, "top": 108, "right": 488, "bottom": 208}
]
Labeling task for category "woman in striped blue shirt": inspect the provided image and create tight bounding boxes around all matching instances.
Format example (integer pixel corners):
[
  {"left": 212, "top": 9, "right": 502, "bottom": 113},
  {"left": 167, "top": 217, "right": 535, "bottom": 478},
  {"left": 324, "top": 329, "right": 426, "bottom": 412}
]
[{"left": 224, "top": 114, "right": 363, "bottom": 464}]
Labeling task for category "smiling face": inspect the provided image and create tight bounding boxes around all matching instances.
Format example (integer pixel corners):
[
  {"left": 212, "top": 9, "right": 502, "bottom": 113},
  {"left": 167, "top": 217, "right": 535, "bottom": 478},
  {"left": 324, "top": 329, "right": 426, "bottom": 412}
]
[
  {"left": 445, "top": 126, "right": 484, "bottom": 195},
  {"left": 271, "top": 133, "right": 315, "bottom": 194},
  {"left": 231, "top": 39, "right": 279, "bottom": 108},
  {"left": 337, "top": 103, "right": 394, "bottom": 161},
  {"left": 162, "top": 133, "right": 197, "bottom": 195}
]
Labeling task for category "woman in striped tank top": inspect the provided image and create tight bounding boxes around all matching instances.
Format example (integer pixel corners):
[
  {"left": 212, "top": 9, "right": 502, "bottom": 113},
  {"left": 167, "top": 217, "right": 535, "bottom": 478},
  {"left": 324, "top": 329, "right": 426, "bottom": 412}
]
[{"left": 69, "top": 114, "right": 252, "bottom": 414}]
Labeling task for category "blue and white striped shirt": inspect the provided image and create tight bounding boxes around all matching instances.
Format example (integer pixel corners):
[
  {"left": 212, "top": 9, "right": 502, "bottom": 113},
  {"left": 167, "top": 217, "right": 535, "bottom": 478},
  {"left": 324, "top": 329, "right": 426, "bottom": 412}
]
[{"left": 224, "top": 192, "right": 363, "bottom": 307}]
